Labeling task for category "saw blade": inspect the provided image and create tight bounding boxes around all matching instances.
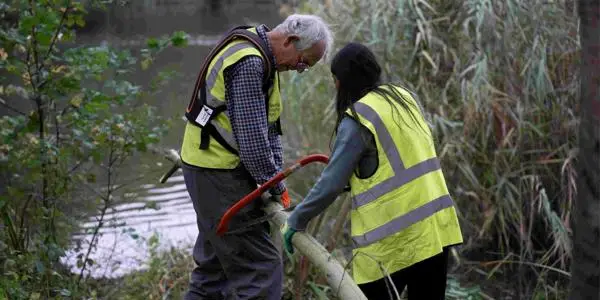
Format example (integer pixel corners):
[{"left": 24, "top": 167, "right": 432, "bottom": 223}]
[{"left": 223, "top": 204, "right": 297, "bottom": 235}]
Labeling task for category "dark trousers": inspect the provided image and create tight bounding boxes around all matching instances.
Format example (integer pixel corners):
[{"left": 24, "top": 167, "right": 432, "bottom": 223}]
[
  {"left": 358, "top": 247, "right": 450, "bottom": 300},
  {"left": 182, "top": 163, "right": 283, "bottom": 300}
]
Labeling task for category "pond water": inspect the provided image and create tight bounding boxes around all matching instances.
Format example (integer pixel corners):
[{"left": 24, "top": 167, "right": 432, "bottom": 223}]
[{"left": 60, "top": 0, "right": 285, "bottom": 278}]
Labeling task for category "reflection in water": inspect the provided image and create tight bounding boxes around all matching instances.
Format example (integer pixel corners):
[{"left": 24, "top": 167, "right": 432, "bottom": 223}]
[{"left": 62, "top": 170, "right": 198, "bottom": 278}]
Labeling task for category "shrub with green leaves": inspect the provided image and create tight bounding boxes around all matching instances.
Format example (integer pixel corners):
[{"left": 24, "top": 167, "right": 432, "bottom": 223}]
[{"left": 0, "top": 1, "right": 188, "bottom": 298}]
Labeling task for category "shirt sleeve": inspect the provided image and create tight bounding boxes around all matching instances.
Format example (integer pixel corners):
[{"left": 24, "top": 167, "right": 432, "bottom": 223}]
[
  {"left": 268, "top": 124, "right": 284, "bottom": 173},
  {"left": 287, "top": 116, "right": 371, "bottom": 231},
  {"left": 225, "top": 56, "right": 285, "bottom": 194}
]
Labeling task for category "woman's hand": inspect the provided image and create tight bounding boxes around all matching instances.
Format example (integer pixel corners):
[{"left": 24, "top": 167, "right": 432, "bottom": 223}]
[{"left": 281, "top": 222, "right": 297, "bottom": 254}]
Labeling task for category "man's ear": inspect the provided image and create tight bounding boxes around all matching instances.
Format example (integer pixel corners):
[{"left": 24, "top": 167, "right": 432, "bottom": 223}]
[{"left": 283, "top": 35, "right": 300, "bottom": 47}]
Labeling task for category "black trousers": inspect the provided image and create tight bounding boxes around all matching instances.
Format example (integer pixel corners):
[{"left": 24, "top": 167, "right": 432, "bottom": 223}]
[
  {"left": 358, "top": 247, "right": 450, "bottom": 300},
  {"left": 181, "top": 164, "right": 283, "bottom": 300}
]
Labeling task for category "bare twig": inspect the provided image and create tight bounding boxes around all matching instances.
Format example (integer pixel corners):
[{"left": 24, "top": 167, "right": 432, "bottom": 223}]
[
  {"left": 43, "top": 2, "right": 70, "bottom": 61},
  {"left": 0, "top": 98, "right": 26, "bottom": 115},
  {"left": 17, "top": 194, "right": 34, "bottom": 250},
  {"left": 78, "top": 136, "right": 116, "bottom": 283},
  {"left": 38, "top": 2, "right": 72, "bottom": 91}
]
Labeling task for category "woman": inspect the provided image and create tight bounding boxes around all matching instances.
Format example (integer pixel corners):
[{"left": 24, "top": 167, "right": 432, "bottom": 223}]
[{"left": 282, "top": 42, "right": 463, "bottom": 299}]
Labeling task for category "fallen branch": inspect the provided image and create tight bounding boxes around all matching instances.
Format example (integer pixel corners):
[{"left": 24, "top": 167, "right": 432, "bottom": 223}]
[{"left": 154, "top": 146, "right": 367, "bottom": 300}]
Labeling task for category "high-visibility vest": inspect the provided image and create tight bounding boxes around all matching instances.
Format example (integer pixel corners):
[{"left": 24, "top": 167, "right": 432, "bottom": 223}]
[
  {"left": 346, "top": 85, "right": 463, "bottom": 284},
  {"left": 181, "top": 27, "right": 282, "bottom": 169}
]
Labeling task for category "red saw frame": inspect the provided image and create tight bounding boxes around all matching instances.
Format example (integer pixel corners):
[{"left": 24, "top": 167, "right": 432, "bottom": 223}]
[{"left": 216, "top": 154, "right": 329, "bottom": 236}]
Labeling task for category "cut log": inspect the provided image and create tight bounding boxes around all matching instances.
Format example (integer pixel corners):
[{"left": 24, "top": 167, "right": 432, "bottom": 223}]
[{"left": 263, "top": 201, "right": 367, "bottom": 300}]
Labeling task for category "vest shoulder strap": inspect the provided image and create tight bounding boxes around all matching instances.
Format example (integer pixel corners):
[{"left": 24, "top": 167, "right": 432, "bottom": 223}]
[
  {"left": 185, "top": 25, "right": 279, "bottom": 154},
  {"left": 186, "top": 26, "right": 273, "bottom": 116}
]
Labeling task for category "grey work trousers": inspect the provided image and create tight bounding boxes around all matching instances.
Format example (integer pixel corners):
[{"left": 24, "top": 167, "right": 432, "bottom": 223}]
[{"left": 182, "top": 163, "right": 283, "bottom": 300}]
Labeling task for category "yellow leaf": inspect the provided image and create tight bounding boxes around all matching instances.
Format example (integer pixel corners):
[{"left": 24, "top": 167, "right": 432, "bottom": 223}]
[
  {"left": 0, "top": 48, "right": 7, "bottom": 60},
  {"left": 29, "top": 292, "right": 41, "bottom": 300},
  {"left": 141, "top": 58, "right": 152, "bottom": 70},
  {"left": 16, "top": 45, "right": 26, "bottom": 54},
  {"left": 52, "top": 65, "right": 67, "bottom": 74},
  {"left": 70, "top": 93, "right": 84, "bottom": 108},
  {"left": 21, "top": 72, "right": 31, "bottom": 85}
]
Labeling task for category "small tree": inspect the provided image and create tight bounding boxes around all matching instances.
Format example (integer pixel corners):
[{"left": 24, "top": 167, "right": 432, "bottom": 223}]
[{"left": 0, "top": 1, "right": 188, "bottom": 298}]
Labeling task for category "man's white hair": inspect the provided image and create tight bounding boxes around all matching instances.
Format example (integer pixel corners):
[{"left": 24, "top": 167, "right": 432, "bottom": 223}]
[{"left": 273, "top": 14, "right": 334, "bottom": 62}]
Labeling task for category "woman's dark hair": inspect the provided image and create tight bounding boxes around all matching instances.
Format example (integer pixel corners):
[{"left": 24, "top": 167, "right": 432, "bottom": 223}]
[{"left": 329, "top": 42, "right": 428, "bottom": 143}]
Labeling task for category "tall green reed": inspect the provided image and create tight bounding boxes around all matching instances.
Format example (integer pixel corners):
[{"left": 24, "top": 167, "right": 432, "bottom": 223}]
[{"left": 280, "top": 0, "right": 579, "bottom": 297}]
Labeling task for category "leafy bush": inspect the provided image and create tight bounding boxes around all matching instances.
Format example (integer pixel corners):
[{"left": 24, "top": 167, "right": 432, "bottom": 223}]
[{"left": 0, "top": 1, "right": 188, "bottom": 298}]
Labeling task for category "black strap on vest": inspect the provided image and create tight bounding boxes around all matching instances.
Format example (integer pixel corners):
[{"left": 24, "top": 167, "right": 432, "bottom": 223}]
[{"left": 185, "top": 25, "right": 280, "bottom": 154}]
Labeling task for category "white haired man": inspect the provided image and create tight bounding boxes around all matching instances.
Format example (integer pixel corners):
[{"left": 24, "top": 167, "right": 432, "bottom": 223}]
[{"left": 180, "top": 14, "right": 334, "bottom": 300}]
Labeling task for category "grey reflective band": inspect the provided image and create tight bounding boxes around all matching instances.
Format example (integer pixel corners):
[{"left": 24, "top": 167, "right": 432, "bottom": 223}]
[
  {"left": 350, "top": 101, "right": 456, "bottom": 248},
  {"left": 211, "top": 119, "right": 239, "bottom": 152},
  {"left": 352, "top": 194, "right": 454, "bottom": 247},
  {"left": 199, "top": 42, "right": 254, "bottom": 107},
  {"left": 197, "top": 42, "right": 253, "bottom": 152},
  {"left": 351, "top": 102, "right": 443, "bottom": 208}
]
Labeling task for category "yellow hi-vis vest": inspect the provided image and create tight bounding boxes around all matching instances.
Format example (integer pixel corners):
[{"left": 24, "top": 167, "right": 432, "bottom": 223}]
[
  {"left": 346, "top": 85, "right": 463, "bottom": 284},
  {"left": 180, "top": 27, "right": 282, "bottom": 169}
]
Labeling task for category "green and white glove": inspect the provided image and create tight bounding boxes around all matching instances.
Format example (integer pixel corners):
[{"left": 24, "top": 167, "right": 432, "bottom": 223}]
[{"left": 280, "top": 222, "right": 297, "bottom": 254}]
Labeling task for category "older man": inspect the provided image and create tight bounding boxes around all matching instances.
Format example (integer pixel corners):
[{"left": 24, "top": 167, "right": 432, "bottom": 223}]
[{"left": 180, "top": 14, "right": 333, "bottom": 300}]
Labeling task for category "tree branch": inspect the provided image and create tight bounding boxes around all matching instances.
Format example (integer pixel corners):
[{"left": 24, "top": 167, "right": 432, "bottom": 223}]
[
  {"left": 43, "top": 2, "right": 71, "bottom": 62},
  {"left": 0, "top": 98, "right": 26, "bottom": 115},
  {"left": 78, "top": 140, "right": 115, "bottom": 284},
  {"left": 37, "top": 1, "right": 72, "bottom": 91}
]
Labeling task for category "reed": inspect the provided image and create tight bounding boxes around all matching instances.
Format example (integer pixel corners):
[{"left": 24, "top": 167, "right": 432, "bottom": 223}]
[{"left": 279, "top": 0, "right": 579, "bottom": 298}]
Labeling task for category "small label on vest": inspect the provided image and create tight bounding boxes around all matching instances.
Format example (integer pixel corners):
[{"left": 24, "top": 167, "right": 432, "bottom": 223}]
[{"left": 196, "top": 105, "right": 213, "bottom": 126}]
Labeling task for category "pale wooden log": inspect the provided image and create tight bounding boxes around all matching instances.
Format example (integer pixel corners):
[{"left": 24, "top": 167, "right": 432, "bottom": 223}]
[{"left": 263, "top": 200, "right": 367, "bottom": 300}]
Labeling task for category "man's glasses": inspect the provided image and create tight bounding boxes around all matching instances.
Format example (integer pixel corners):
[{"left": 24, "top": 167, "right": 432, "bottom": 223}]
[{"left": 296, "top": 57, "right": 309, "bottom": 73}]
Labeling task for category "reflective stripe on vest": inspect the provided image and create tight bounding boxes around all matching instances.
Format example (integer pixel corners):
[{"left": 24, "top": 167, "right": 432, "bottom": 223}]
[
  {"left": 200, "top": 42, "right": 255, "bottom": 152},
  {"left": 180, "top": 27, "right": 282, "bottom": 170},
  {"left": 212, "top": 120, "right": 239, "bottom": 152},
  {"left": 202, "top": 42, "right": 253, "bottom": 108},
  {"left": 350, "top": 101, "right": 455, "bottom": 248}
]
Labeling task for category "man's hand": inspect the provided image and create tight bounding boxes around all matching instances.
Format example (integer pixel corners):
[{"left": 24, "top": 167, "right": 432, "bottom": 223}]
[
  {"left": 272, "top": 189, "right": 291, "bottom": 208},
  {"left": 280, "top": 222, "right": 297, "bottom": 254}
]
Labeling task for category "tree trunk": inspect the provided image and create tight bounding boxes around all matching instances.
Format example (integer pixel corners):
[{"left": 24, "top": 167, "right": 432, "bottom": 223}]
[{"left": 569, "top": 1, "right": 600, "bottom": 299}]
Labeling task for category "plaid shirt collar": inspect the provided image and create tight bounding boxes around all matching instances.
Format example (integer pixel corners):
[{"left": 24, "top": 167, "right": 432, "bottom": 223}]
[{"left": 256, "top": 24, "right": 277, "bottom": 70}]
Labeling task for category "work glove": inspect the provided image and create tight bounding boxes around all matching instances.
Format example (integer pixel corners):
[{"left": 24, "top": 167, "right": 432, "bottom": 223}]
[
  {"left": 280, "top": 222, "right": 297, "bottom": 254},
  {"left": 272, "top": 188, "right": 291, "bottom": 209}
]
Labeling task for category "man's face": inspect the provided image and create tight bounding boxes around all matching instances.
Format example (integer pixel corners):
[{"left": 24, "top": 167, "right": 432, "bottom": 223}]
[{"left": 276, "top": 37, "right": 326, "bottom": 73}]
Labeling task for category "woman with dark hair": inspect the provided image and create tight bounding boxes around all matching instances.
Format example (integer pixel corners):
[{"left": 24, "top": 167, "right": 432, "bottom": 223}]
[{"left": 282, "top": 42, "right": 464, "bottom": 299}]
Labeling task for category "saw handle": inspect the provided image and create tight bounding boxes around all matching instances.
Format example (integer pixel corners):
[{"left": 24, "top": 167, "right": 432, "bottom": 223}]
[
  {"left": 159, "top": 163, "right": 180, "bottom": 184},
  {"left": 215, "top": 154, "right": 329, "bottom": 236}
]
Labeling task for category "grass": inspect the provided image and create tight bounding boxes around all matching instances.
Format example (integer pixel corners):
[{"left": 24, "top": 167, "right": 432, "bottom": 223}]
[{"left": 91, "top": 233, "right": 497, "bottom": 300}]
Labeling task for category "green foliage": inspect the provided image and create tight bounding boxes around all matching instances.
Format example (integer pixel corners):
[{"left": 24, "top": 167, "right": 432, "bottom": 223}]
[
  {"left": 0, "top": 1, "right": 188, "bottom": 298},
  {"left": 281, "top": 0, "right": 578, "bottom": 298}
]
